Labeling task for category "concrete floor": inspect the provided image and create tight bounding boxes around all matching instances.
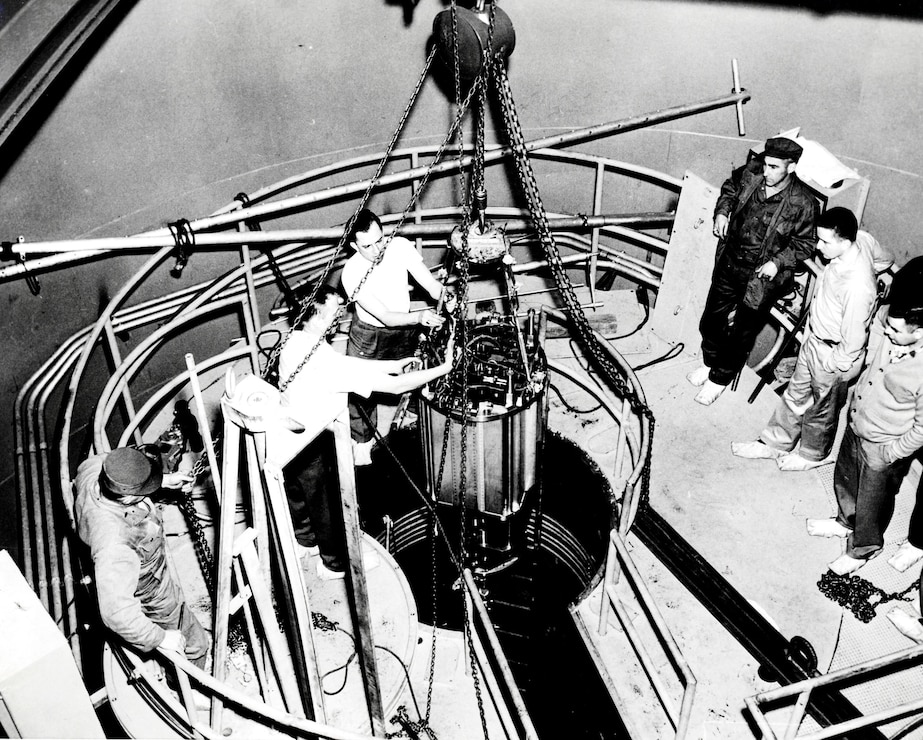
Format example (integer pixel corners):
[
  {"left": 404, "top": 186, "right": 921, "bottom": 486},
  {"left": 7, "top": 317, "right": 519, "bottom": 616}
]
[{"left": 566, "top": 286, "right": 923, "bottom": 739}]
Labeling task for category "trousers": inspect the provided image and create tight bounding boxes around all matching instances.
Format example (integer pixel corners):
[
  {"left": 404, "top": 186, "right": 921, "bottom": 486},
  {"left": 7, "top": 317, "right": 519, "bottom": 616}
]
[
  {"left": 834, "top": 426, "right": 912, "bottom": 559},
  {"left": 346, "top": 319, "right": 418, "bottom": 442},
  {"left": 154, "top": 600, "right": 209, "bottom": 668},
  {"left": 283, "top": 430, "right": 346, "bottom": 571},
  {"left": 699, "top": 253, "right": 787, "bottom": 386},
  {"left": 760, "top": 333, "right": 857, "bottom": 461}
]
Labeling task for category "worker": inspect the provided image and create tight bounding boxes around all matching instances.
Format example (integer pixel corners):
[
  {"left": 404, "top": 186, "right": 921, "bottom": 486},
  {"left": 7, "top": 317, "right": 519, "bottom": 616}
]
[
  {"left": 688, "top": 136, "right": 818, "bottom": 405},
  {"left": 806, "top": 258, "right": 923, "bottom": 575},
  {"left": 279, "top": 283, "right": 454, "bottom": 579},
  {"left": 73, "top": 446, "right": 208, "bottom": 667},
  {"left": 340, "top": 208, "right": 454, "bottom": 462},
  {"left": 732, "top": 208, "right": 877, "bottom": 470}
]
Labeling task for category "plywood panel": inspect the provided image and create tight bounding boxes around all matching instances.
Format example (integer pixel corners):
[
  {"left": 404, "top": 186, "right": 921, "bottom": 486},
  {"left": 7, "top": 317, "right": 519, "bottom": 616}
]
[{"left": 649, "top": 172, "right": 719, "bottom": 355}]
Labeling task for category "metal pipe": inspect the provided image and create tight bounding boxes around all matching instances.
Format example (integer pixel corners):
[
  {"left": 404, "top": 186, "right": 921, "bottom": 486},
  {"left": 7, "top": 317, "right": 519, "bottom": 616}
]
[
  {"left": 462, "top": 569, "right": 539, "bottom": 740},
  {"left": 1, "top": 84, "right": 745, "bottom": 276},
  {"left": 8, "top": 212, "right": 672, "bottom": 257}
]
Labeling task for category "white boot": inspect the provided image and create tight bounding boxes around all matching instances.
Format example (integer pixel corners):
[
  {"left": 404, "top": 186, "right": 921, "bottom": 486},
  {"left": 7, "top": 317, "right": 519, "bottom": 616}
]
[
  {"left": 686, "top": 365, "right": 710, "bottom": 387},
  {"left": 694, "top": 380, "right": 726, "bottom": 406}
]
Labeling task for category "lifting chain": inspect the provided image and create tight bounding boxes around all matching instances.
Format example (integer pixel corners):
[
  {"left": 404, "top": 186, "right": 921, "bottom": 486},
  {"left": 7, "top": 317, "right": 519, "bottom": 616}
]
[
  {"left": 490, "top": 57, "right": 657, "bottom": 512},
  {"left": 450, "top": 4, "right": 490, "bottom": 737},
  {"left": 181, "top": 440, "right": 220, "bottom": 594},
  {"left": 386, "top": 705, "right": 440, "bottom": 740},
  {"left": 818, "top": 570, "right": 916, "bottom": 624},
  {"left": 265, "top": 44, "right": 438, "bottom": 387},
  {"left": 274, "top": 62, "right": 486, "bottom": 396}
]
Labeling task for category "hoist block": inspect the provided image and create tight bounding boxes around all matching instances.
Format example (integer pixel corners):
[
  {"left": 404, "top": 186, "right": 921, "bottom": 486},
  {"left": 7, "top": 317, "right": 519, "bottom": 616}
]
[
  {"left": 449, "top": 221, "right": 510, "bottom": 264},
  {"left": 433, "top": 5, "right": 515, "bottom": 80}
]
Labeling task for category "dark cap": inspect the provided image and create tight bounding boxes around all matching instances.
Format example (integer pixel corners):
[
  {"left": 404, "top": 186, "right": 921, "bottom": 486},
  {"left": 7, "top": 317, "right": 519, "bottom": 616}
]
[
  {"left": 100, "top": 447, "right": 162, "bottom": 499},
  {"left": 763, "top": 137, "right": 803, "bottom": 162},
  {"left": 888, "top": 256, "right": 923, "bottom": 322}
]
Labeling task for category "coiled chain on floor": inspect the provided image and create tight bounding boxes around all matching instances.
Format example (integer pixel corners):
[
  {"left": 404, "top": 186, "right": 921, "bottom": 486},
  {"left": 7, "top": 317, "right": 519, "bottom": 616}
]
[
  {"left": 818, "top": 570, "right": 916, "bottom": 624},
  {"left": 490, "top": 57, "right": 656, "bottom": 511}
]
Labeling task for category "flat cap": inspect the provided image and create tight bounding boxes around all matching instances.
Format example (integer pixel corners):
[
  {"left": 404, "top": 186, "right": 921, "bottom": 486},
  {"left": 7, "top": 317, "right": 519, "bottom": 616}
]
[
  {"left": 764, "top": 137, "right": 803, "bottom": 162},
  {"left": 888, "top": 256, "right": 923, "bottom": 319},
  {"left": 100, "top": 447, "right": 162, "bottom": 499}
]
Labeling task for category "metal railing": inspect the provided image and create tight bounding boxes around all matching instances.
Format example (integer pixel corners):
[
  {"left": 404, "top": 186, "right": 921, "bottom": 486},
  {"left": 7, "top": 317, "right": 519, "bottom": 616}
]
[
  {"left": 15, "top": 124, "right": 686, "bottom": 737},
  {"left": 596, "top": 528, "right": 697, "bottom": 738},
  {"left": 745, "top": 644, "right": 923, "bottom": 740}
]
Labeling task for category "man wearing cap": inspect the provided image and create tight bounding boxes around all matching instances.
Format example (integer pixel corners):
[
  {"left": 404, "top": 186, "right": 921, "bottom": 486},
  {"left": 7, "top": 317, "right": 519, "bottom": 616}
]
[
  {"left": 732, "top": 208, "right": 878, "bottom": 470},
  {"left": 688, "top": 136, "right": 818, "bottom": 405},
  {"left": 74, "top": 446, "right": 208, "bottom": 666},
  {"left": 806, "top": 257, "right": 923, "bottom": 575}
]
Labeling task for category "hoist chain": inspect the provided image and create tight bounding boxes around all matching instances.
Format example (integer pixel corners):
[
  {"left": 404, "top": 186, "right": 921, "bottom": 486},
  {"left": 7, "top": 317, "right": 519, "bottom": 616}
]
[
  {"left": 818, "top": 570, "right": 917, "bottom": 624},
  {"left": 386, "top": 705, "right": 440, "bottom": 740},
  {"left": 275, "top": 64, "right": 486, "bottom": 395},
  {"left": 490, "top": 58, "right": 657, "bottom": 510},
  {"left": 449, "top": 4, "right": 491, "bottom": 737},
  {"left": 265, "top": 45, "right": 438, "bottom": 387},
  {"left": 179, "top": 435, "right": 222, "bottom": 594}
]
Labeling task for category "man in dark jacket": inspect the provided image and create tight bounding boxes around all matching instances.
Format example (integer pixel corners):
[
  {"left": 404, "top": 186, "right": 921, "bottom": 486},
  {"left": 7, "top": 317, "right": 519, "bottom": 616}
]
[{"left": 688, "top": 136, "right": 818, "bottom": 405}]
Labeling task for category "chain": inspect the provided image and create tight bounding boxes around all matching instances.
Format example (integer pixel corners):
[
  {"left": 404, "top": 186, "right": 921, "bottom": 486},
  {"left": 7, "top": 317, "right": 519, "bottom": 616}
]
[
  {"left": 490, "top": 58, "right": 657, "bottom": 511},
  {"left": 818, "top": 570, "right": 917, "bottom": 624},
  {"left": 276, "top": 66, "right": 486, "bottom": 396},
  {"left": 386, "top": 705, "right": 440, "bottom": 740},
  {"left": 266, "top": 45, "right": 438, "bottom": 386},
  {"left": 178, "top": 434, "right": 223, "bottom": 594}
]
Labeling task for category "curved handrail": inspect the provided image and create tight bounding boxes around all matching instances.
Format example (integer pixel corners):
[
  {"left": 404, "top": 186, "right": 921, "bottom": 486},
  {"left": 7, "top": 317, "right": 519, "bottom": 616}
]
[{"left": 16, "top": 132, "right": 674, "bottom": 739}]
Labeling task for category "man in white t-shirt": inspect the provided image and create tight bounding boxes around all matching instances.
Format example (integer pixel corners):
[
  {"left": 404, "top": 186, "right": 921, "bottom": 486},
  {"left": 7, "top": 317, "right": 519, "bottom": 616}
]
[
  {"left": 278, "top": 283, "right": 453, "bottom": 579},
  {"left": 340, "top": 209, "right": 454, "bottom": 452}
]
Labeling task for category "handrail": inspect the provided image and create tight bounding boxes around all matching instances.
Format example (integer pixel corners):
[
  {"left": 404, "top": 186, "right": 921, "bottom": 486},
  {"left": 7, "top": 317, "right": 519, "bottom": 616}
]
[
  {"left": 13, "top": 111, "right": 682, "bottom": 737},
  {"left": 461, "top": 568, "right": 540, "bottom": 740},
  {"left": 745, "top": 644, "right": 923, "bottom": 740},
  {"left": 3, "top": 136, "right": 681, "bottom": 276},
  {"left": 598, "top": 528, "right": 697, "bottom": 738}
]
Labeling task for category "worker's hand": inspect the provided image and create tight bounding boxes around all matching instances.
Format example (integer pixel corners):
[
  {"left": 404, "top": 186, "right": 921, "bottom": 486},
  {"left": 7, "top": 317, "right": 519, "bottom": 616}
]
[
  {"left": 442, "top": 288, "right": 458, "bottom": 315},
  {"left": 159, "top": 629, "right": 187, "bottom": 654},
  {"left": 755, "top": 261, "right": 778, "bottom": 280},
  {"left": 418, "top": 309, "right": 445, "bottom": 329},
  {"left": 162, "top": 471, "right": 194, "bottom": 493},
  {"left": 396, "top": 357, "right": 422, "bottom": 373},
  {"left": 442, "top": 333, "right": 456, "bottom": 367},
  {"left": 713, "top": 214, "right": 729, "bottom": 239}
]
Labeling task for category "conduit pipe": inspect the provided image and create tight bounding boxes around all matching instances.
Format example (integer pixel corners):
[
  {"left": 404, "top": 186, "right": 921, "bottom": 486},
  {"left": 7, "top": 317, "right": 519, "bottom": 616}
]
[
  {"left": 8, "top": 212, "right": 672, "bottom": 257},
  {"left": 1, "top": 84, "right": 748, "bottom": 280}
]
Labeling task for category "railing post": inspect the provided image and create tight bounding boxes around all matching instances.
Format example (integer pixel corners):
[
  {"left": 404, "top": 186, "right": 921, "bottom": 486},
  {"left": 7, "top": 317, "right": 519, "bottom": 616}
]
[{"left": 588, "top": 161, "right": 605, "bottom": 308}]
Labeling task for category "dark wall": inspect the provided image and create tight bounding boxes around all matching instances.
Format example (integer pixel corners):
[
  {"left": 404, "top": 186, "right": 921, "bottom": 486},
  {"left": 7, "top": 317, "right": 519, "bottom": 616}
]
[{"left": 1, "top": 0, "right": 922, "bottom": 558}]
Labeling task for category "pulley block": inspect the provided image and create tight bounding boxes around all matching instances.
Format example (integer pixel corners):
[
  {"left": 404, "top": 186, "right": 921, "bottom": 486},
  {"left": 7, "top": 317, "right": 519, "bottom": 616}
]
[
  {"left": 448, "top": 221, "right": 510, "bottom": 264},
  {"left": 433, "top": 4, "right": 515, "bottom": 80}
]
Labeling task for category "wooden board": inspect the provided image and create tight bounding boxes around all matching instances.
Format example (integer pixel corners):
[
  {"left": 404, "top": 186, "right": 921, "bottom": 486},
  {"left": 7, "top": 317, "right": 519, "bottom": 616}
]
[{"left": 648, "top": 171, "right": 719, "bottom": 356}]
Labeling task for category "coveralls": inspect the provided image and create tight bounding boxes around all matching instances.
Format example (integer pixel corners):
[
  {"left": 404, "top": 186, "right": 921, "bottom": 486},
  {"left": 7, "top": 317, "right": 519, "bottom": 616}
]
[{"left": 74, "top": 453, "right": 208, "bottom": 665}]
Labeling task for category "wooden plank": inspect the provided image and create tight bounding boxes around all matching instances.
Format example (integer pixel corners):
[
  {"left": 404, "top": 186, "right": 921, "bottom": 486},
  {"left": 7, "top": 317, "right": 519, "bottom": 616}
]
[
  {"left": 331, "top": 413, "right": 385, "bottom": 736},
  {"left": 262, "top": 462, "right": 327, "bottom": 723},
  {"left": 209, "top": 419, "right": 240, "bottom": 732},
  {"left": 235, "top": 531, "right": 304, "bottom": 715},
  {"left": 649, "top": 171, "right": 719, "bottom": 353},
  {"left": 245, "top": 434, "right": 272, "bottom": 587}
]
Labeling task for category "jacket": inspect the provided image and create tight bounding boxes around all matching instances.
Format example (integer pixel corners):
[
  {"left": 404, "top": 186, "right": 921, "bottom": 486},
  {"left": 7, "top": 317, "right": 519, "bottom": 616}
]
[{"left": 714, "top": 158, "right": 818, "bottom": 308}]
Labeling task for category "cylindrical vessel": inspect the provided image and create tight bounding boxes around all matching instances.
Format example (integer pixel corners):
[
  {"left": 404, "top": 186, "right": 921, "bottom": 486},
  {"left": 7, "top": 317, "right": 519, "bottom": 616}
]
[{"left": 420, "top": 362, "right": 548, "bottom": 520}]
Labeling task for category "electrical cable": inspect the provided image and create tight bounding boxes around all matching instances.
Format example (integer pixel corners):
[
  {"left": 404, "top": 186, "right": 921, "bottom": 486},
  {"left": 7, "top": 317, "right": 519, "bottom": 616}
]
[
  {"left": 549, "top": 382, "right": 602, "bottom": 414},
  {"left": 631, "top": 342, "right": 685, "bottom": 373}
]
